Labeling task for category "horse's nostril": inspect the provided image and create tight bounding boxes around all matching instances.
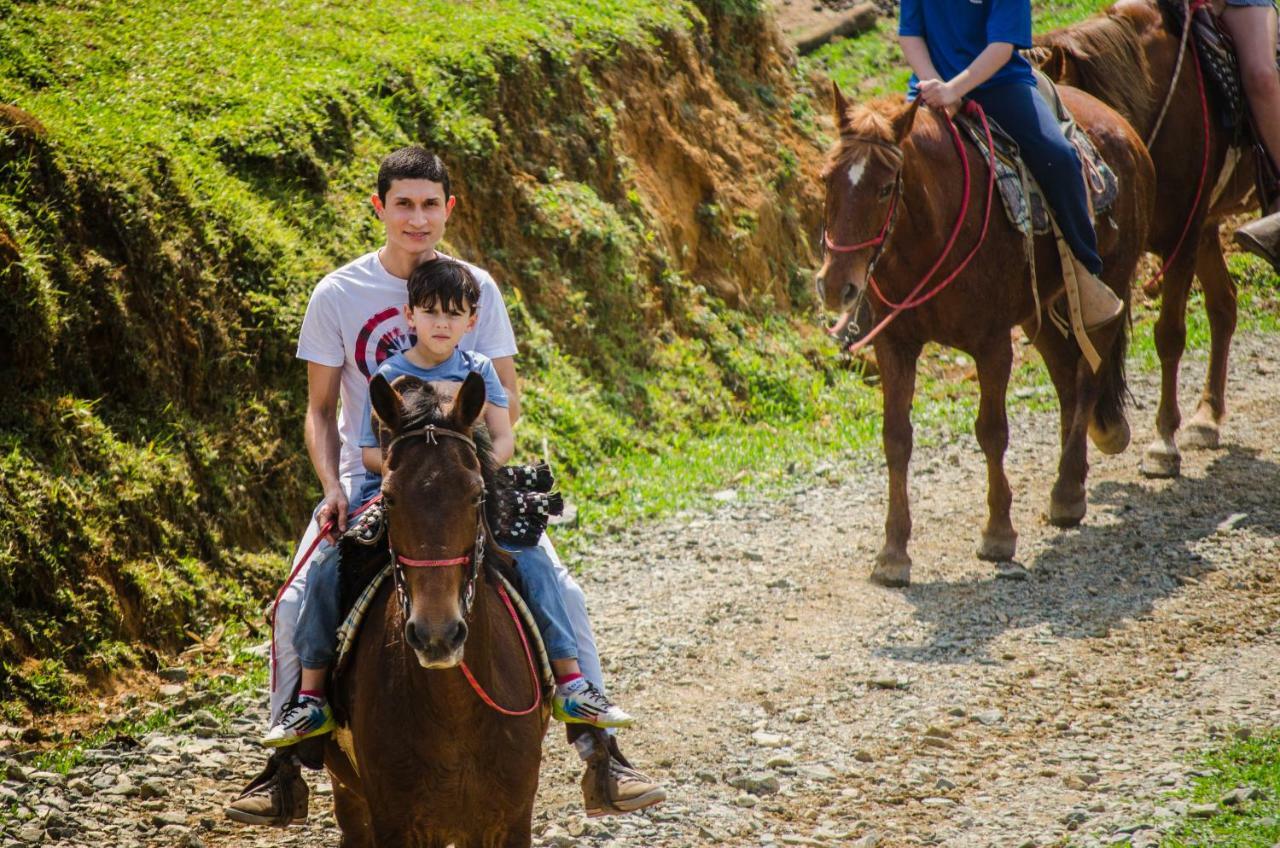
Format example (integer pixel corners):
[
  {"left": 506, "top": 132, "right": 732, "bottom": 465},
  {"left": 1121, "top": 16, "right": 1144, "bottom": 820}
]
[
  {"left": 448, "top": 620, "right": 468, "bottom": 650},
  {"left": 405, "top": 620, "right": 424, "bottom": 650}
]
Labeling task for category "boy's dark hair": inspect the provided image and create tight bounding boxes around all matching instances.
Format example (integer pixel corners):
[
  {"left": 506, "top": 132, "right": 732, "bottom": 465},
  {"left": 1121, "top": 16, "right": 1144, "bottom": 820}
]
[
  {"left": 377, "top": 147, "right": 451, "bottom": 202},
  {"left": 407, "top": 259, "right": 481, "bottom": 314}
]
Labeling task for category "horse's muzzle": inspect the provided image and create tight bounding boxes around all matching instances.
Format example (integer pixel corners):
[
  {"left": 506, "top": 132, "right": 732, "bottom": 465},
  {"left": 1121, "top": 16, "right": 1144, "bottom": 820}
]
[{"left": 406, "top": 618, "right": 467, "bottom": 668}]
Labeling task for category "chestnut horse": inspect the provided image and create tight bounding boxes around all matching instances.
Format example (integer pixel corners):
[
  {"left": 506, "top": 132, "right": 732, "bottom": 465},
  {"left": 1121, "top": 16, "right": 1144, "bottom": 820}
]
[
  {"left": 323, "top": 373, "right": 549, "bottom": 848},
  {"left": 818, "top": 87, "right": 1155, "bottom": 586},
  {"left": 1037, "top": 0, "right": 1262, "bottom": 477}
]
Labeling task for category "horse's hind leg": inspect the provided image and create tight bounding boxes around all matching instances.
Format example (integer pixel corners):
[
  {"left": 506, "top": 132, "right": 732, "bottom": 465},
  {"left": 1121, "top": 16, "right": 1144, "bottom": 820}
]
[
  {"left": 872, "top": 336, "right": 922, "bottom": 587},
  {"left": 973, "top": 338, "right": 1017, "bottom": 561},
  {"left": 1184, "top": 230, "right": 1237, "bottom": 449},
  {"left": 1141, "top": 251, "right": 1198, "bottom": 477},
  {"left": 1033, "top": 326, "right": 1091, "bottom": 526}
]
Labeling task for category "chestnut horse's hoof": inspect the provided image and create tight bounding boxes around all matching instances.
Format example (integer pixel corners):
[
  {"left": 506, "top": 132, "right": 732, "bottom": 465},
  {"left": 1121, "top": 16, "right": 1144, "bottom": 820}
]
[
  {"left": 1088, "top": 415, "right": 1131, "bottom": 456},
  {"left": 1048, "top": 491, "right": 1087, "bottom": 527},
  {"left": 1181, "top": 415, "right": 1221, "bottom": 451},
  {"left": 976, "top": 531, "right": 1018, "bottom": 562},
  {"left": 870, "top": 553, "right": 912, "bottom": 588},
  {"left": 1140, "top": 439, "right": 1181, "bottom": 478}
]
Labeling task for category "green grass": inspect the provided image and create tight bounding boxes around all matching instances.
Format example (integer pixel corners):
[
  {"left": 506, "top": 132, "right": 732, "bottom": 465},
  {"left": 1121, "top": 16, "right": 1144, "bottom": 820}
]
[{"left": 1157, "top": 729, "right": 1280, "bottom": 847}]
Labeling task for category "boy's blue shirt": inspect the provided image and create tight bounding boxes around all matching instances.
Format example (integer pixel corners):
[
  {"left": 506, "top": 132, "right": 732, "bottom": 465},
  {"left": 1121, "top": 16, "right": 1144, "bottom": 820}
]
[
  {"left": 899, "top": 0, "right": 1036, "bottom": 97},
  {"left": 355, "top": 348, "right": 508, "bottom": 505}
]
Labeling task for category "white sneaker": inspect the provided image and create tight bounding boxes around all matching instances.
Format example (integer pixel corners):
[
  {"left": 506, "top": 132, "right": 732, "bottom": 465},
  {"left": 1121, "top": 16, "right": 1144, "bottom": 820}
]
[{"left": 552, "top": 679, "right": 634, "bottom": 728}]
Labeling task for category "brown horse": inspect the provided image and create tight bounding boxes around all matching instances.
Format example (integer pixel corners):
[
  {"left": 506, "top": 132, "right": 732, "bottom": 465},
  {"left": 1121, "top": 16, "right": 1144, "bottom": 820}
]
[
  {"left": 323, "top": 373, "right": 549, "bottom": 848},
  {"left": 818, "top": 86, "right": 1154, "bottom": 586},
  {"left": 1037, "top": 0, "right": 1262, "bottom": 477}
]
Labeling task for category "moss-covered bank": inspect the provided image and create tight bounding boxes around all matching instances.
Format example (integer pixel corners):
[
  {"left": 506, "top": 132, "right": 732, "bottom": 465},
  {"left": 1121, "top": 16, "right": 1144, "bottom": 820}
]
[{"left": 0, "top": 0, "right": 837, "bottom": 714}]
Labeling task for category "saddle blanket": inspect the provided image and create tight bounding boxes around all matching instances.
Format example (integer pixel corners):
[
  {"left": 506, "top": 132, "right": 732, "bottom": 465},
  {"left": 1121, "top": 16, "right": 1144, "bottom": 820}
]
[{"left": 957, "top": 71, "right": 1119, "bottom": 236}]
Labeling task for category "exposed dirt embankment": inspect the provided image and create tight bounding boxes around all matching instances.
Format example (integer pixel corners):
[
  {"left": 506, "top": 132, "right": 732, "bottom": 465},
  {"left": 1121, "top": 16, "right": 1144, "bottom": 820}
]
[{"left": 0, "top": 3, "right": 829, "bottom": 713}]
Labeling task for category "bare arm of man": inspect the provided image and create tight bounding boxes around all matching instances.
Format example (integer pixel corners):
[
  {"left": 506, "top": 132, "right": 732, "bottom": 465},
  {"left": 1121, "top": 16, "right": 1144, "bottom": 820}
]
[
  {"left": 491, "top": 355, "right": 521, "bottom": 425},
  {"left": 306, "top": 361, "right": 348, "bottom": 540}
]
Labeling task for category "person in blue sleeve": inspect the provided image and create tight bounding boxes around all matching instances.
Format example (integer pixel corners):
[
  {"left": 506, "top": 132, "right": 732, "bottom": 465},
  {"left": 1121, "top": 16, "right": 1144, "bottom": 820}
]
[{"left": 897, "top": 0, "right": 1123, "bottom": 331}]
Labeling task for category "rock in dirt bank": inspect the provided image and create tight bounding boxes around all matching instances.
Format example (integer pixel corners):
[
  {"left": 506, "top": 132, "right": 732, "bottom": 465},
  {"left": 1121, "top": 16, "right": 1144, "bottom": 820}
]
[{"left": 0, "top": 0, "right": 832, "bottom": 712}]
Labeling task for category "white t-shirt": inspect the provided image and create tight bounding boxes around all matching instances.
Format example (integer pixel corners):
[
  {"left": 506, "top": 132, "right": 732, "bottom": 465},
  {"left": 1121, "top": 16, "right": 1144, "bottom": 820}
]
[{"left": 295, "top": 250, "right": 518, "bottom": 488}]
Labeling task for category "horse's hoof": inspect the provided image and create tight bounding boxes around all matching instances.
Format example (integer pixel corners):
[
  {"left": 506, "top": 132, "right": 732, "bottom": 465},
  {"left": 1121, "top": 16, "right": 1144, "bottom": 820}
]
[
  {"left": 870, "top": 553, "right": 912, "bottom": 588},
  {"left": 1088, "top": 416, "right": 1131, "bottom": 456},
  {"left": 1181, "top": 419, "right": 1220, "bottom": 451},
  {"left": 1048, "top": 493, "right": 1087, "bottom": 527},
  {"left": 976, "top": 531, "right": 1018, "bottom": 562},
  {"left": 1140, "top": 440, "right": 1181, "bottom": 478}
]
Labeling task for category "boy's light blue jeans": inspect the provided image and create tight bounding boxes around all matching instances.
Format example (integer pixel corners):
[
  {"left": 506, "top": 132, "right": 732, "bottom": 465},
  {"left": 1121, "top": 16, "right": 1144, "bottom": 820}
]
[{"left": 294, "top": 538, "right": 581, "bottom": 669}]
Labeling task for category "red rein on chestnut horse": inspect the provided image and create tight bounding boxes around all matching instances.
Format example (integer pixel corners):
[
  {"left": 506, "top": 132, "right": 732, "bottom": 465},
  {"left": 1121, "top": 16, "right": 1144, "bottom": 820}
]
[{"left": 817, "top": 87, "right": 1155, "bottom": 587}]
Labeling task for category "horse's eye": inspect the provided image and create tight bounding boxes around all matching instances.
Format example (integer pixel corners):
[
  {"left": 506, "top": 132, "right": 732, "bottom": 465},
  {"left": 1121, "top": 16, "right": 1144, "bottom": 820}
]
[{"left": 878, "top": 182, "right": 894, "bottom": 200}]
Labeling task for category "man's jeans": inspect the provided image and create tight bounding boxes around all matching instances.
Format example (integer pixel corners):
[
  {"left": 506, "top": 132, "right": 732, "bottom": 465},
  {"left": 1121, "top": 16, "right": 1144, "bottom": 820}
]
[
  {"left": 271, "top": 506, "right": 603, "bottom": 723},
  {"left": 292, "top": 539, "right": 580, "bottom": 670}
]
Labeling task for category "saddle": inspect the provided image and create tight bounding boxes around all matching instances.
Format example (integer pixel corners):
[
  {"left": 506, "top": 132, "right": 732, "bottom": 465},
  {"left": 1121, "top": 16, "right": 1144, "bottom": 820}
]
[
  {"left": 330, "top": 463, "right": 565, "bottom": 694},
  {"left": 956, "top": 72, "right": 1119, "bottom": 237}
]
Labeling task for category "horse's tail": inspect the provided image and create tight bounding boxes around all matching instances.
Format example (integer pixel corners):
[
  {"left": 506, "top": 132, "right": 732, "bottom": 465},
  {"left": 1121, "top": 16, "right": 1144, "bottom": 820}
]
[{"left": 1093, "top": 298, "right": 1131, "bottom": 433}]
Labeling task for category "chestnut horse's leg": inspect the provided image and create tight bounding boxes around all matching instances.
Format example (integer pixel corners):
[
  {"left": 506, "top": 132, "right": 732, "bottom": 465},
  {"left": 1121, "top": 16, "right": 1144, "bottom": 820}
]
[
  {"left": 872, "top": 335, "right": 922, "bottom": 587},
  {"left": 1141, "top": 250, "right": 1199, "bottom": 478},
  {"left": 332, "top": 782, "right": 374, "bottom": 848},
  {"left": 972, "top": 337, "right": 1018, "bottom": 561},
  {"left": 1032, "top": 324, "right": 1092, "bottom": 526},
  {"left": 1183, "top": 228, "right": 1238, "bottom": 449}
]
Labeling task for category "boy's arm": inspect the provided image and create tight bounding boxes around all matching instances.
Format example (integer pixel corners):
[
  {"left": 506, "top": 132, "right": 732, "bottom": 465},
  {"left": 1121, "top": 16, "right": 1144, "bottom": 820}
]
[
  {"left": 485, "top": 403, "right": 515, "bottom": 465},
  {"left": 306, "top": 361, "right": 348, "bottom": 540},
  {"left": 491, "top": 356, "right": 520, "bottom": 425},
  {"left": 921, "top": 42, "right": 1014, "bottom": 111},
  {"left": 899, "top": 36, "right": 943, "bottom": 84}
]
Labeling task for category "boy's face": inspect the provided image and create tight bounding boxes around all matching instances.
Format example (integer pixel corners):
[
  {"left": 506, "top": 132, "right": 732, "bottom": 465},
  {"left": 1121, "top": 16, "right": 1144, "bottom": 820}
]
[
  {"left": 372, "top": 179, "right": 456, "bottom": 258},
  {"left": 404, "top": 298, "right": 479, "bottom": 360}
]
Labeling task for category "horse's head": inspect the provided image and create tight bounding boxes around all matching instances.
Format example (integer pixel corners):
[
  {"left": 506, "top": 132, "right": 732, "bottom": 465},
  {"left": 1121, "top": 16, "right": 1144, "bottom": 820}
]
[
  {"left": 369, "top": 371, "right": 492, "bottom": 669},
  {"left": 817, "top": 85, "right": 919, "bottom": 312}
]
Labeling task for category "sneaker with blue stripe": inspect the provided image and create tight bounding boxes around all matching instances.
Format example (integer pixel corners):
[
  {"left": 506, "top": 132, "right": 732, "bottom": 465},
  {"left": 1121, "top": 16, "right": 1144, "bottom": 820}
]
[
  {"left": 552, "top": 678, "right": 634, "bottom": 728},
  {"left": 263, "top": 696, "right": 335, "bottom": 747}
]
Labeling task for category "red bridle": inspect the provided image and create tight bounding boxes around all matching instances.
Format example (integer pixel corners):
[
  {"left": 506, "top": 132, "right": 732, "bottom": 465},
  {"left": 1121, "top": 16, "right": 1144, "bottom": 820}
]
[
  {"left": 824, "top": 102, "right": 998, "bottom": 356},
  {"left": 823, "top": 187, "right": 899, "bottom": 254}
]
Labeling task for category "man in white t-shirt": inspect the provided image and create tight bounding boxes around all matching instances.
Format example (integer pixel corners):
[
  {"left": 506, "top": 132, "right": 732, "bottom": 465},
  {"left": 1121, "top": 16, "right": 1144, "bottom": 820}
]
[{"left": 224, "top": 147, "right": 664, "bottom": 826}]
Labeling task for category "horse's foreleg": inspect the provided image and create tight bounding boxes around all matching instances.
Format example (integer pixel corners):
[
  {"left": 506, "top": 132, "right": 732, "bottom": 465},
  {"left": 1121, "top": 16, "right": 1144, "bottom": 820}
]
[
  {"left": 872, "top": 337, "right": 921, "bottom": 587},
  {"left": 973, "top": 339, "right": 1017, "bottom": 561},
  {"left": 1142, "top": 252, "right": 1197, "bottom": 477},
  {"left": 1032, "top": 326, "right": 1090, "bottom": 526},
  {"left": 1184, "top": 230, "right": 1237, "bottom": 449}
]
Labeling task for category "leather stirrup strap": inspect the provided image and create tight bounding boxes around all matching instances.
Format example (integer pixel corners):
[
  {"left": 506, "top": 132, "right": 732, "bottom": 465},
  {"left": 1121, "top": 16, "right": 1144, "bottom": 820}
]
[{"left": 1052, "top": 220, "right": 1104, "bottom": 373}]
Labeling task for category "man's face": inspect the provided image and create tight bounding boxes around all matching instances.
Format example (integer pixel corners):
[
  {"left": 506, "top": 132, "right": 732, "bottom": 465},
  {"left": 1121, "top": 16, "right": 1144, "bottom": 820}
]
[
  {"left": 372, "top": 179, "right": 456, "bottom": 257},
  {"left": 404, "top": 298, "right": 479, "bottom": 360}
]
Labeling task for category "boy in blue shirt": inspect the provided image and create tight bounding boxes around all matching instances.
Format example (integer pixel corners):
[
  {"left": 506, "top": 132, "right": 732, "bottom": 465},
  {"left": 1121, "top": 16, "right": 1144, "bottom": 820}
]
[
  {"left": 273, "top": 259, "right": 636, "bottom": 745},
  {"left": 898, "top": 0, "right": 1123, "bottom": 331}
]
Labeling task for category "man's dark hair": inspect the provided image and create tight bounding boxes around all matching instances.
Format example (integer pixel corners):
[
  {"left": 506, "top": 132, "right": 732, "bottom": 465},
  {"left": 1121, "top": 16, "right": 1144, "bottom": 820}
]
[
  {"left": 406, "top": 259, "right": 480, "bottom": 315},
  {"left": 377, "top": 147, "right": 451, "bottom": 202}
]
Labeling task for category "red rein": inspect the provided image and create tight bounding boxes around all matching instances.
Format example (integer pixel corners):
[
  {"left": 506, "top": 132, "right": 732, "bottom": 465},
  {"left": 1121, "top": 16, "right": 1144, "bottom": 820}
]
[
  {"left": 395, "top": 551, "right": 543, "bottom": 716},
  {"left": 1146, "top": 2, "right": 1212, "bottom": 290},
  {"left": 839, "top": 101, "right": 999, "bottom": 356}
]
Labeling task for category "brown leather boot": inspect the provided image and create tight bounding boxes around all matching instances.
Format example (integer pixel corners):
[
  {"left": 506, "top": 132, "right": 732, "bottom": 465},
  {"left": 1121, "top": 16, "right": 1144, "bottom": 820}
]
[
  {"left": 581, "top": 737, "right": 667, "bottom": 818},
  {"left": 1234, "top": 199, "right": 1280, "bottom": 272},
  {"left": 224, "top": 752, "right": 309, "bottom": 827}
]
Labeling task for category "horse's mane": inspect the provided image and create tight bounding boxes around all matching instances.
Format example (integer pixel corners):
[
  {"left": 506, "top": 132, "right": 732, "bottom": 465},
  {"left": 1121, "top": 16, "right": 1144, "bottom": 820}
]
[
  {"left": 827, "top": 97, "right": 913, "bottom": 171},
  {"left": 1034, "top": 7, "right": 1155, "bottom": 125}
]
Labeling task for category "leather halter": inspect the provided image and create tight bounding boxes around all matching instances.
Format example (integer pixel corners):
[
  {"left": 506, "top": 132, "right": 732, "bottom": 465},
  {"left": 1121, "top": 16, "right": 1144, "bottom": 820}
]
[
  {"left": 823, "top": 139, "right": 905, "bottom": 279},
  {"left": 383, "top": 423, "right": 489, "bottom": 623}
]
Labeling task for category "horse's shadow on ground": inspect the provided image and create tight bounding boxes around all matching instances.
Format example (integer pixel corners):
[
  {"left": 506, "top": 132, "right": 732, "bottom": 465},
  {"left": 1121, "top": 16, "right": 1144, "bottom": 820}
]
[{"left": 875, "top": 446, "right": 1279, "bottom": 665}]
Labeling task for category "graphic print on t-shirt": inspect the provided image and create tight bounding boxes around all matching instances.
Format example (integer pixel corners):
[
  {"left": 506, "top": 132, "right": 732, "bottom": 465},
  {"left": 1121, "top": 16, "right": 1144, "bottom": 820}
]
[{"left": 354, "top": 306, "right": 415, "bottom": 379}]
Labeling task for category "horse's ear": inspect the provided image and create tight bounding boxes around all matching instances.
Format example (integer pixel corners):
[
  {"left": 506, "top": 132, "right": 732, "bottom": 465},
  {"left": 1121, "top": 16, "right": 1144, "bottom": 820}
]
[
  {"left": 891, "top": 99, "right": 921, "bottom": 144},
  {"left": 451, "top": 372, "right": 487, "bottom": 430},
  {"left": 832, "top": 81, "right": 853, "bottom": 134},
  {"left": 1038, "top": 44, "right": 1077, "bottom": 85},
  {"left": 369, "top": 374, "right": 404, "bottom": 434}
]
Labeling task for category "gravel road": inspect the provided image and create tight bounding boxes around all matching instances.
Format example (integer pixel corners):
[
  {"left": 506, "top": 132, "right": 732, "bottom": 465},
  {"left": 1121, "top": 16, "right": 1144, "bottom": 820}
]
[{"left": 3, "top": 331, "right": 1278, "bottom": 848}]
